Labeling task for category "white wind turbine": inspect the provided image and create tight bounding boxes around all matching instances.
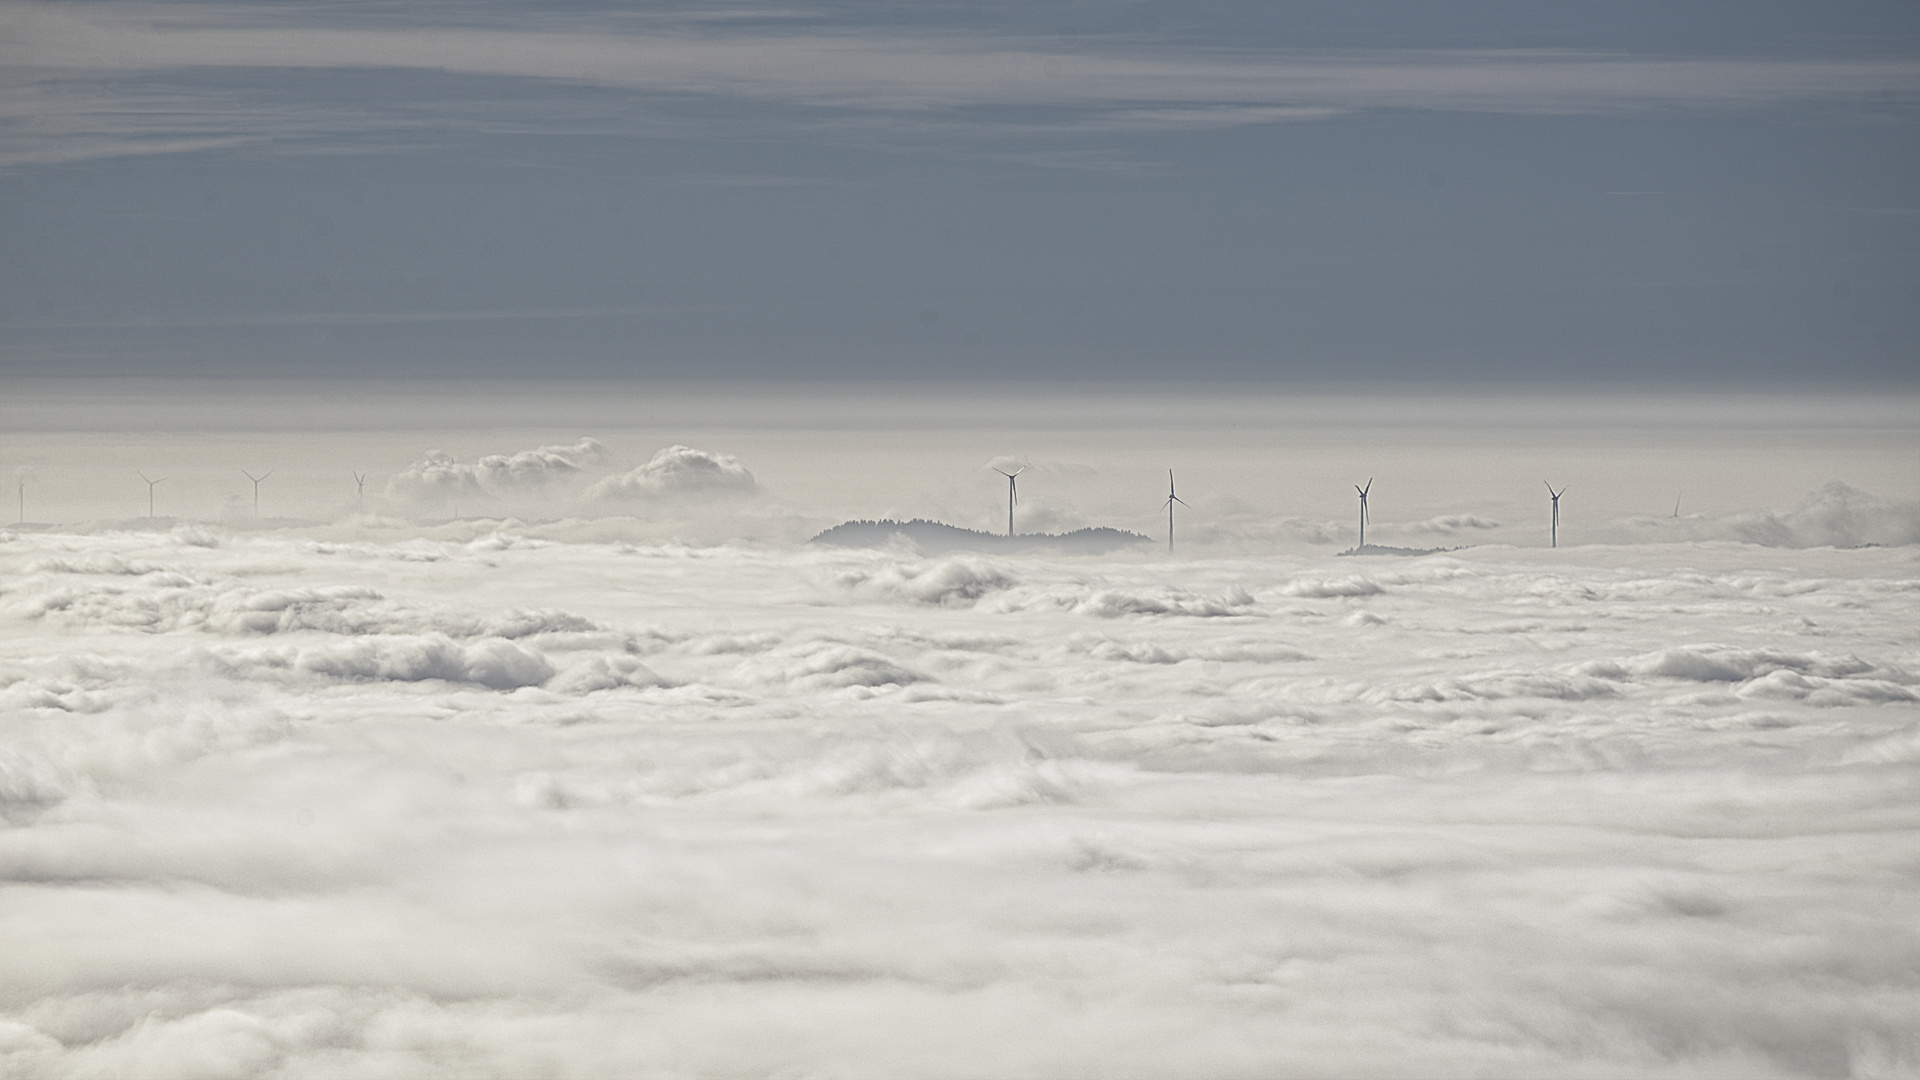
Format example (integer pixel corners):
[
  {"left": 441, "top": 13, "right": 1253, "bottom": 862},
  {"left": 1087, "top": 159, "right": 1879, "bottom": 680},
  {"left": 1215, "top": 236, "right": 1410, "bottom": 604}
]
[
  {"left": 353, "top": 471, "right": 368, "bottom": 514},
  {"left": 995, "top": 465, "right": 1025, "bottom": 538},
  {"left": 242, "top": 469, "right": 272, "bottom": 517},
  {"left": 1163, "top": 469, "right": 1188, "bottom": 552},
  {"left": 1354, "top": 478, "right": 1373, "bottom": 549},
  {"left": 138, "top": 470, "right": 168, "bottom": 519},
  {"left": 1545, "top": 482, "right": 1565, "bottom": 548}
]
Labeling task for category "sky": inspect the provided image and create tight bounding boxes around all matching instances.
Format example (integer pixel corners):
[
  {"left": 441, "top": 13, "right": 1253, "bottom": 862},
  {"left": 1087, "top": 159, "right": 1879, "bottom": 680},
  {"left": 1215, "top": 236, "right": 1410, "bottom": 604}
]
[{"left": 2, "top": 0, "right": 1917, "bottom": 383}]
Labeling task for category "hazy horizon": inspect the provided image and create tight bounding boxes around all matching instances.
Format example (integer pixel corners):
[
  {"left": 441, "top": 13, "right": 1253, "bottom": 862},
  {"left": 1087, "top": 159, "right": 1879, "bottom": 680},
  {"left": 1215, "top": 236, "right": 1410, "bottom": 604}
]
[{"left": 4, "top": 382, "right": 1915, "bottom": 550}]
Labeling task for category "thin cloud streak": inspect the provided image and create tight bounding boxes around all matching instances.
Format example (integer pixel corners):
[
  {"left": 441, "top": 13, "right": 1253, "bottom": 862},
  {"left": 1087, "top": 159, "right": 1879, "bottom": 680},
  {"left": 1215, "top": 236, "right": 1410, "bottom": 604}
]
[
  {"left": 11, "top": 305, "right": 715, "bottom": 333},
  {"left": 3, "top": 2, "right": 1915, "bottom": 166}
]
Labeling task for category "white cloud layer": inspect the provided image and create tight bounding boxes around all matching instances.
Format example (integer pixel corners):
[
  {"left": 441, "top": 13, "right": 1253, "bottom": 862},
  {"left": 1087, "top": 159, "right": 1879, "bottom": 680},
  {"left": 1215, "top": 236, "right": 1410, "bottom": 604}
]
[
  {"left": 1590, "top": 482, "right": 1920, "bottom": 549},
  {"left": 2, "top": 514, "right": 1916, "bottom": 1076},
  {"left": 587, "top": 445, "right": 757, "bottom": 503},
  {"left": 384, "top": 439, "right": 606, "bottom": 508}
]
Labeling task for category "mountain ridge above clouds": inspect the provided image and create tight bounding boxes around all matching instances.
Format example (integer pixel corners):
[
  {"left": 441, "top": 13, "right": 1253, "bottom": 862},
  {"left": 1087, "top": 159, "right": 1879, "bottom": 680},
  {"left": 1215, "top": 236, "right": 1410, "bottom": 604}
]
[{"left": 811, "top": 519, "right": 1150, "bottom": 555}]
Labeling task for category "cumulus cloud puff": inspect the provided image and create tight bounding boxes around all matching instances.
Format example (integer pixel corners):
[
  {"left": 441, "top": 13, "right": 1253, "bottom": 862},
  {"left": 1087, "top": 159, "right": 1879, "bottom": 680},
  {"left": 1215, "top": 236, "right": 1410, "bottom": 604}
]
[
  {"left": 1728, "top": 481, "right": 1920, "bottom": 548},
  {"left": 385, "top": 439, "right": 607, "bottom": 508},
  {"left": 587, "top": 445, "right": 757, "bottom": 503},
  {"left": 1403, "top": 513, "right": 1502, "bottom": 535},
  {"left": 1585, "top": 482, "right": 1920, "bottom": 550},
  {"left": 823, "top": 556, "right": 1016, "bottom": 607}
]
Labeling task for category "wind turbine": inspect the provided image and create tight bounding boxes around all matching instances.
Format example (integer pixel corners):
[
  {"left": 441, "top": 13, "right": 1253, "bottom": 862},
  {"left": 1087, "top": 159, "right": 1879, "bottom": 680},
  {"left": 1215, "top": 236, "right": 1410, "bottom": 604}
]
[
  {"left": 241, "top": 469, "right": 272, "bottom": 517},
  {"left": 1162, "top": 469, "right": 1188, "bottom": 551},
  {"left": 16, "top": 476, "right": 23, "bottom": 525},
  {"left": 1545, "top": 482, "right": 1565, "bottom": 548},
  {"left": 353, "top": 471, "right": 367, "bottom": 514},
  {"left": 138, "top": 470, "right": 167, "bottom": 519},
  {"left": 995, "top": 465, "right": 1025, "bottom": 538},
  {"left": 1672, "top": 494, "right": 1681, "bottom": 518},
  {"left": 1354, "top": 478, "right": 1372, "bottom": 549}
]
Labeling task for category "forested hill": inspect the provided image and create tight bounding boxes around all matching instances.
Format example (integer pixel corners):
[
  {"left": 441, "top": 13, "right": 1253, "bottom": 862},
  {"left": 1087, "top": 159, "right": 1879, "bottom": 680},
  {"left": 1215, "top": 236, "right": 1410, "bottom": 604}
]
[{"left": 811, "top": 519, "right": 1149, "bottom": 555}]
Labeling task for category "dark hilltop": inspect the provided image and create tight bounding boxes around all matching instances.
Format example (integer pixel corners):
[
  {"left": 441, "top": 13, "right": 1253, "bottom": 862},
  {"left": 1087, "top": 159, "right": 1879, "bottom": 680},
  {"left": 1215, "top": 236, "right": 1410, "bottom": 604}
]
[
  {"left": 811, "top": 519, "right": 1150, "bottom": 555},
  {"left": 1337, "top": 543, "right": 1466, "bottom": 557}
]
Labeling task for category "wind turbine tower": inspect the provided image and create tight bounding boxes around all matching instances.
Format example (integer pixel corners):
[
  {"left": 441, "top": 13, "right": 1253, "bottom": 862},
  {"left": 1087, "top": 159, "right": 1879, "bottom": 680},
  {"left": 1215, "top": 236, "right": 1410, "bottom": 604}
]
[
  {"left": 242, "top": 469, "right": 272, "bottom": 517},
  {"left": 1354, "top": 478, "right": 1372, "bottom": 549},
  {"left": 1163, "top": 469, "right": 1189, "bottom": 551},
  {"left": 16, "top": 477, "right": 23, "bottom": 525},
  {"left": 995, "top": 465, "right": 1025, "bottom": 538},
  {"left": 353, "top": 471, "right": 368, "bottom": 514},
  {"left": 1545, "top": 482, "right": 1565, "bottom": 548},
  {"left": 138, "top": 470, "right": 167, "bottom": 519}
]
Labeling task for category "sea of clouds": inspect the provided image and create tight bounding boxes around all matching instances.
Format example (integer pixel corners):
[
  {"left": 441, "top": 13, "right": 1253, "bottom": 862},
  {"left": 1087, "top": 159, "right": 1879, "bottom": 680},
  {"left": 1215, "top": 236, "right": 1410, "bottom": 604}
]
[
  {"left": 3, "top": 489, "right": 1918, "bottom": 1076},
  {"left": 1, "top": 383, "right": 1916, "bottom": 1077}
]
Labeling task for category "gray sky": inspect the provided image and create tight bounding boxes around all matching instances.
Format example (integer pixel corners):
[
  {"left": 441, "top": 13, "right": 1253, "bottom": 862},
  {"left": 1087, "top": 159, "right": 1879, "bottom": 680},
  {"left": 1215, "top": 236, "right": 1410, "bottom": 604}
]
[{"left": 2, "top": 0, "right": 1916, "bottom": 384}]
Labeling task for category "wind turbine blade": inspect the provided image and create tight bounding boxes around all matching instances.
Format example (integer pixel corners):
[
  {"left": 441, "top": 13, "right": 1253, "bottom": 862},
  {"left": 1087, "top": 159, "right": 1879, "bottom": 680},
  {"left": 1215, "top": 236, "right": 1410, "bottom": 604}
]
[{"left": 1172, "top": 496, "right": 1189, "bottom": 507}]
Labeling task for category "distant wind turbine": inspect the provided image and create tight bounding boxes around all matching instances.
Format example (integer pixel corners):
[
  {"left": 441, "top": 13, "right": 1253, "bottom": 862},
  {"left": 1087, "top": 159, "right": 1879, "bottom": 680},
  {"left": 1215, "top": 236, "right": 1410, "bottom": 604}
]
[
  {"left": 353, "top": 471, "right": 367, "bottom": 514},
  {"left": 1545, "top": 482, "right": 1565, "bottom": 548},
  {"left": 1672, "top": 494, "right": 1681, "bottom": 518},
  {"left": 242, "top": 469, "right": 272, "bottom": 517},
  {"left": 1354, "top": 478, "right": 1372, "bottom": 549},
  {"left": 138, "top": 470, "right": 167, "bottom": 519},
  {"left": 1163, "top": 469, "right": 1189, "bottom": 551},
  {"left": 995, "top": 465, "right": 1025, "bottom": 538},
  {"left": 16, "top": 476, "right": 23, "bottom": 525}
]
